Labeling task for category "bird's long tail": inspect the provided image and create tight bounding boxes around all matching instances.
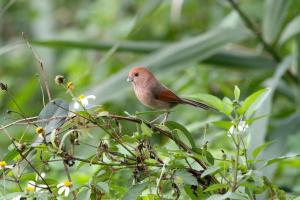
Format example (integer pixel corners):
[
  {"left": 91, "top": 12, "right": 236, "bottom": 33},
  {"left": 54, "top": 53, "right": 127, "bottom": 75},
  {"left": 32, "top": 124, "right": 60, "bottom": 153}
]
[{"left": 181, "top": 98, "right": 218, "bottom": 111}]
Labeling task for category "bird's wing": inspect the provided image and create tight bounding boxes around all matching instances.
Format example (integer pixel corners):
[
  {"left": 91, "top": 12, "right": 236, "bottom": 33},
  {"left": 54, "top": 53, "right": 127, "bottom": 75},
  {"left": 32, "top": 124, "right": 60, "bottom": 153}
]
[{"left": 155, "top": 89, "right": 182, "bottom": 103}]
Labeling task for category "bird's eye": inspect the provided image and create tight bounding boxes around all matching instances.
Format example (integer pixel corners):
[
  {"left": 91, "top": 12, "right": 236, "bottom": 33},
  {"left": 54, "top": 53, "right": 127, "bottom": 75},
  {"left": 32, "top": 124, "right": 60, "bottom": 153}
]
[{"left": 134, "top": 73, "right": 139, "bottom": 77}]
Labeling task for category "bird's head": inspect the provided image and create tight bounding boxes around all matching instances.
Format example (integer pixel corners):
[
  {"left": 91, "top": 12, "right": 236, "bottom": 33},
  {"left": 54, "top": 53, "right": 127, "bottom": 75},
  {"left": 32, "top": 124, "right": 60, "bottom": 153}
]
[{"left": 127, "top": 67, "right": 154, "bottom": 86}]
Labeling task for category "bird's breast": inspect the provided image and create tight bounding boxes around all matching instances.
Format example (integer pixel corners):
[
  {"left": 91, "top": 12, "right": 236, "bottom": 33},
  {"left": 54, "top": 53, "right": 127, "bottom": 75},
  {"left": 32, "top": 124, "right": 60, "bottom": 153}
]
[{"left": 133, "top": 85, "right": 172, "bottom": 109}]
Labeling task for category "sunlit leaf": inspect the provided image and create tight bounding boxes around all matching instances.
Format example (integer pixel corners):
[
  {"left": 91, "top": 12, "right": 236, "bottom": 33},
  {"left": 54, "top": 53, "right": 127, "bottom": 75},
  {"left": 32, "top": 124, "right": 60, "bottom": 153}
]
[
  {"left": 238, "top": 88, "right": 269, "bottom": 115},
  {"left": 212, "top": 120, "right": 232, "bottom": 130},
  {"left": 234, "top": 85, "right": 240, "bottom": 101}
]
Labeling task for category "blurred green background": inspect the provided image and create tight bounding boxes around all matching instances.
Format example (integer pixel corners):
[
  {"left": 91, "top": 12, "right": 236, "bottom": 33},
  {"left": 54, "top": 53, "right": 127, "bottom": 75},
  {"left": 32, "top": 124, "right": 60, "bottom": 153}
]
[{"left": 1, "top": 0, "right": 300, "bottom": 198}]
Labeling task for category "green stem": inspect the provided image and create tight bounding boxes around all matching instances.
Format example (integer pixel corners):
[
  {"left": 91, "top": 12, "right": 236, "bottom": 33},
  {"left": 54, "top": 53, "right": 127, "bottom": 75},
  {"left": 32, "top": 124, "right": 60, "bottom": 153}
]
[{"left": 232, "top": 134, "right": 240, "bottom": 192}]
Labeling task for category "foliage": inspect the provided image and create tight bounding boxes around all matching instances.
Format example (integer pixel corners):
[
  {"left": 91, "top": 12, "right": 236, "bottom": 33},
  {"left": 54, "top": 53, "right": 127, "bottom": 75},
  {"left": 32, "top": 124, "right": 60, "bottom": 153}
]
[{"left": 1, "top": 0, "right": 300, "bottom": 199}]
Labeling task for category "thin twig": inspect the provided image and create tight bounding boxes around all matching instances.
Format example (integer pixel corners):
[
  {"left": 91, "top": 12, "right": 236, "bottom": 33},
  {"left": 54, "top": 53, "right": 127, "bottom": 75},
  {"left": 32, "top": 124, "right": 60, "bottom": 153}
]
[{"left": 22, "top": 32, "right": 52, "bottom": 102}]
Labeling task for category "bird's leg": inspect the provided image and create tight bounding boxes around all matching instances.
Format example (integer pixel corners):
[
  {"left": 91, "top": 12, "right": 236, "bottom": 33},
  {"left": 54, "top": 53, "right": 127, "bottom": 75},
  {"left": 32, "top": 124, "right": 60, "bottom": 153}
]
[
  {"left": 150, "top": 114, "right": 164, "bottom": 124},
  {"left": 161, "top": 112, "right": 169, "bottom": 124}
]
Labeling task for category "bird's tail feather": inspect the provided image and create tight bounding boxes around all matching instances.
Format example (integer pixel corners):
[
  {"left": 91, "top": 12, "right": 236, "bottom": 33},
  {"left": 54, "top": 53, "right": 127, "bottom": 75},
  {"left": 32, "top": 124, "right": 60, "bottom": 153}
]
[{"left": 181, "top": 98, "right": 218, "bottom": 111}]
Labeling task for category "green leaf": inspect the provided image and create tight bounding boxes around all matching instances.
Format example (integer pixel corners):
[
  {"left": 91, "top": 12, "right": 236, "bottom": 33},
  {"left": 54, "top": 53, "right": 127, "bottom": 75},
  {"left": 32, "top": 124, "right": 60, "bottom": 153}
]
[
  {"left": 252, "top": 141, "right": 274, "bottom": 160},
  {"left": 279, "top": 15, "right": 300, "bottom": 45},
  {"left": 32, "top": 40, "right": 275, "bottom": 69},
  {"left": 245, "top": 88, "right": 271, "bottom": 118},
  {"left": 234, "top": 85, "right": 240, "bottom": 101},
  {"left": 122, "top": 182, "right": 148, "bottom": 200},
  {"left": 86, "top": 25, "right": 250, "bottom": 104},
  {"left": 174, "top": 170, "right": 197, "bottom": 185},
  {"left": 263, "top": 0, "right": 290, "bottom": 44},
  {"left": 32, "top": 99, "right": 69, "bottom": 146},
  {"left": 222, "top": 97, "right": 233, "bottom": 116},
  {"left": 188, "top": 93, "right": 223, "bottom": 113},
  {"left": 128, "top": 0, "right": 163, "bottom": 36},
  {"left": 165, "top": 121, "right": 196, "bottom": 149},
  {"left": 97, "top": 182, "right": 109, "bottom": 193},
  {"left": 238, "top": 88, "right": 269, "bottom": 115},
  {"left": 37, "top": 99, "right": 69, "bottom": 133},
  {"left": 263, "top": 154, "right": 300, "bottom": 167},
  {"left": 204, "top": 184, "right": 228, "bottom": 193},
  {"left": 141, "top": 123, "right": 153, "bottom": 137},
  {"left": 3, "top": 148, "right": 19, "bottom": 162},
  {"left": 193, "top": 148, "right": 214, "bottom": 165},
  {"left": 201, "top": 166, "right": 220, "bottom": 178},
  {"left": 212, "top": 121, "right": 232, "bottom": 130}
]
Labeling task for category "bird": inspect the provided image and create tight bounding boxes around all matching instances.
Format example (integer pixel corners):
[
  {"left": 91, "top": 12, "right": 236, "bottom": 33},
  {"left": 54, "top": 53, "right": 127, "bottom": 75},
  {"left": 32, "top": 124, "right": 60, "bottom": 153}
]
[{"left": 127, "top": 67, "right": 215, "bottom": 122}]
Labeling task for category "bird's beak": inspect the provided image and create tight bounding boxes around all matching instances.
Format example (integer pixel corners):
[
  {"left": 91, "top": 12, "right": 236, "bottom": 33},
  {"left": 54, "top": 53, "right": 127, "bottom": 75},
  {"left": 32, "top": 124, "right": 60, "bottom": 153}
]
[{"left": 127, "top": 77, "right": 133, "bottom": 83}]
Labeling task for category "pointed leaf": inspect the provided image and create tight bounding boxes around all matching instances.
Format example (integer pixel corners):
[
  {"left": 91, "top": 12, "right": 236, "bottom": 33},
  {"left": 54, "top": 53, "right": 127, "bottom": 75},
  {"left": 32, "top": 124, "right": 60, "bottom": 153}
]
[
  {"left": 252, "top": 141, "right": 274, "bottom": 160},
  {"left": 174, "top": 170, "right": 197, "bottom": 185},
  {"left": 165, "top": 121, "right": 196, "bottom": 149},
  {"left": 263, "top": 0, "right": 290, "bottom": 44},
  {"left": 279, "top": 15, "right": 300, "bottom": 45},
  {"left": 122, "top": 182, "right": 148, "bottom": 200}
]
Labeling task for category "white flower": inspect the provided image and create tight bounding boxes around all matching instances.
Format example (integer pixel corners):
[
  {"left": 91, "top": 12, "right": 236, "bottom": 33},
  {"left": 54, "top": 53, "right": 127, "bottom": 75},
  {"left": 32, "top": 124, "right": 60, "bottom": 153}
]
[
  {"left": 0, "top": 160, "right": 13, "bottom": 170},
  {"left": 73, "top": 95, "right": 96, "bottom": 110},
  {"left": 228, "top": 121, "right": 249, "bottom": 135},
  {"left": 26, "top": 180, "right": 48, "bottom": 192},
  {"left": 26, "top": 173, "right": 48, "bottom": 192},
  {"left": 57, "top": 180, "right": 72, "bottom": 197}
]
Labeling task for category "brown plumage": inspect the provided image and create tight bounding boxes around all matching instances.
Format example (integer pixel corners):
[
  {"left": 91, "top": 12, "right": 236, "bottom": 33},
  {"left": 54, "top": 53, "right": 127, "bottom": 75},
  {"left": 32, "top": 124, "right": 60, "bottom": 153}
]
[{"left": 127, "top": 67, "right": 214, "bottom": 111}]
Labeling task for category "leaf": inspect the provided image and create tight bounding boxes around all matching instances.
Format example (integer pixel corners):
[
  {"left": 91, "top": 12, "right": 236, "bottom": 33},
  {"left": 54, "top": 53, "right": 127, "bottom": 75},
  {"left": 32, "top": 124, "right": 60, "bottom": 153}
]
[
  {"left": 234, "top": 85, "right": 240, "bottom": 101},
  {"left": 97, "top": 182, "right": 109, "bottom": 193},
  {"left": 32, "top": 99, "right": 69, "bottom": 146},
  {"left": 0, "top": 42, "right": 24, "bottom": 56},
  {"left": 37, "top": 99, "right": 69, "bottom": 133},
  {"left": 262, "top": 0, "right": 290, "bottom": 44},
  {"left": 2, "top": 148, "right": 19, "bottom": 162},
  {"left": 252, "top": 141, "right": 274, "bottom": 160},
  {"left": 279, "top": 15, "right": 300, "bottom": 45},
  {"left": 204, "top": 184, "right": 228, "bottom": 193},
  {"left": 238, "top": 88, "right": 269, "bottom": 115},
  {"left": 201, "top": 166, "right": 220, "bottom": 178},
  {"left": 165, "top": 121, "right": 196, "bottom": 149},
  {"left": 263, "top": 154, "right": 300, "bottom": 167},
  {"left": 212, "top": 121, "right": 232, "bottom": 130},
  {"left": 32, "top": 40, "right": 275, "bottom": 69},
  {"left": 86, "top": 25, "right": 250, "bottom": 104},
  {"left": 187, "top": 93, "right": 224, "bottom": 113},
  {"left": 174, "top": 170, "right": 197, "bottom": 185},
  {"left": 245, "top": 88, "right": 271, "bottom": 118},
  {"left": 122, "top": 182, "right": 148, "bottom": 200},
  {"left": 222, "top": 97, "right": 233, "bottom": 116},
  {"left": 193, "top": 148, "right": 214, "bottom": 165},
  {"left": 128, "top": 0, "right": 163, "bottom": 36},
  {"left": 141, "top": 123, "right": 153, "bottom": 137}
]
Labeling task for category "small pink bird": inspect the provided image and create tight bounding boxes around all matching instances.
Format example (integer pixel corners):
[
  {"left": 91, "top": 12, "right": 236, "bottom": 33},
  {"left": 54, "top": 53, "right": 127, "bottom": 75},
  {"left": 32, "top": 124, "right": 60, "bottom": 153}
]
[{"left": 127, "top": 67, "right": 215, "bottom": 119}]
